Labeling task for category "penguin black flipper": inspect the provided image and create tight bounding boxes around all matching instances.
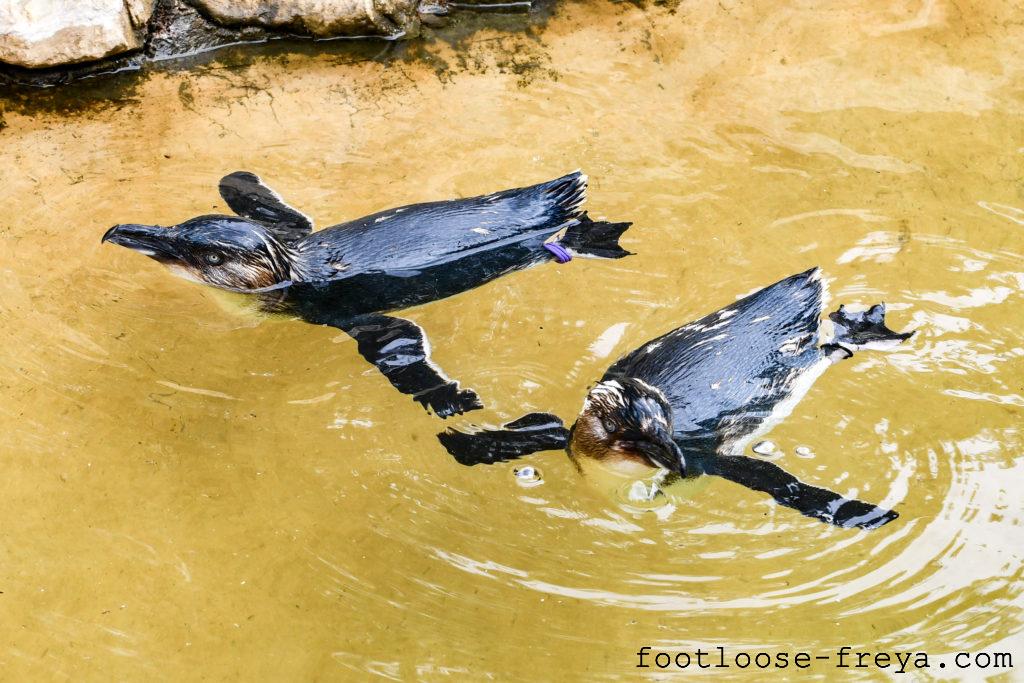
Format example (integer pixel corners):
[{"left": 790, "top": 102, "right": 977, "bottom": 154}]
[
  {"left": 438, "top": 413, "right": 569, "bottom": 465},
  {"left": 706, "top": 455, "right": 898, "bottom": 529},
  {"left": 333, "top": 313, "right": 483, "bottom": 419},
  {"left": 218, "top": 171, "right": 313, "bottom": 244},
  {"left": 828, "top": 303, "right": 914, "bottom": 353}
]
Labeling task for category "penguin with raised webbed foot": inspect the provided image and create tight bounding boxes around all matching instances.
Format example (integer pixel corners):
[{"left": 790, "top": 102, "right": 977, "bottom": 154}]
[{"left": 439, "top": 268, "right": 913, "bottom": 528}]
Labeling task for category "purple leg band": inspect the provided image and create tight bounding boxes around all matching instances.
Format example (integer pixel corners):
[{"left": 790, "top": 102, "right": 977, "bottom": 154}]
[{"left": 543, "top": 242, "right": 573, "bottom": 264}]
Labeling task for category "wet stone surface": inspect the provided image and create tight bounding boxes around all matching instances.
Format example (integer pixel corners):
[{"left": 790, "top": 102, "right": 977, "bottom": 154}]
[{"left": 0, "top": 0, "right": 548, "bottom": 87}]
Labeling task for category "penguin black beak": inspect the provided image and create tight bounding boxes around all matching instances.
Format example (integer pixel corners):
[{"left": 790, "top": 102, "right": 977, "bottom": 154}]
[
  {"left": 621, "top": 424, "right": 686, "bottom": 475},
  {"left": 102, "top": 224, "right": 180, "bottom": 261},
  {"left": 639, "top": 436, "right": 686, "bottom": 475}
]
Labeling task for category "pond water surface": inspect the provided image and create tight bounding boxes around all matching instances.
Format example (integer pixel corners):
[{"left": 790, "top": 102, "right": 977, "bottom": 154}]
[{"left": 1, "top": 1, "right": 1023, "bottom": 680}]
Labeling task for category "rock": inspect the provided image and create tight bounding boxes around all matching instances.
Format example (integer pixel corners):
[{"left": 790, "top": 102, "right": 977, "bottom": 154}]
[
  {"left": 125, "top": 0, "right": 156, "bottom": 25},
  {"left": 0, "top": 0, "right": 155, "bottom": 69},
  {"left": 188, "top": 0, "right": 420, "bottom": 38},
  {"left": 146, "top": 0, "right": 274, "bottom": 61},
  {"left": 0, "top": 0, "right": 530, "bottom": 84}
]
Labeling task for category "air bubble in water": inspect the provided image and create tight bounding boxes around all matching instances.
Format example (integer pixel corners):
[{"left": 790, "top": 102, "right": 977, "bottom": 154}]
[{"left": 513, "top": 466, "right": 543, "bottom": 487}]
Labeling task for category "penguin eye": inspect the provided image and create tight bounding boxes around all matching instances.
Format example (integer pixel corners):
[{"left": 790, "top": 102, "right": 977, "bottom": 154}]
[
  {"left": 204, "top": 251, "right": 224, "bottom": 266},
  {"left": 602, "top": 418, "right": 617, "bottom": 434}
]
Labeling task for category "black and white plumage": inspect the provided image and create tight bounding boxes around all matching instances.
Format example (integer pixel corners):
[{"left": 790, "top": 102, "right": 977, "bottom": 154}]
[
  {"left": 288, "top": 170, "right": 590, "bottom": 281},
  {"left": 102, "top": 171, "right": 633, "bottom": 418},
  {"left": 605, "top": 268, "right": 833, "bottom": 456},
  {"left": 438, "top": 269, "right": 914, "bottom": 529}
]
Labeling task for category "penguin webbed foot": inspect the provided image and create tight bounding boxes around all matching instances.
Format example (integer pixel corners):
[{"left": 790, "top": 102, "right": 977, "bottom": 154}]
[
  {"left": 829, "top": 303, "right": 914, "bottom": 353},
  {"left": 438, "top": 412, "right": 569, "bottom": 466},
  {"left": 560, "top": 214, "right": 634, "bottom": 260},
  {"left": 416, "top": 382, "right": 484, "bottom": 419}
]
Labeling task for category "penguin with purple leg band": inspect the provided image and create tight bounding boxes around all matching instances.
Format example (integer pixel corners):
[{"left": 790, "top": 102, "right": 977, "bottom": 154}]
[{"left": 103, "top": 171, "right": 632, "bottom": 418}]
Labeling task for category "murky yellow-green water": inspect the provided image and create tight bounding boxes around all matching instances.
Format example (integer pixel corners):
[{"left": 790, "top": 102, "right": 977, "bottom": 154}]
[{"left": 2, "top": 1, "right": 1023, "bottom": 679}]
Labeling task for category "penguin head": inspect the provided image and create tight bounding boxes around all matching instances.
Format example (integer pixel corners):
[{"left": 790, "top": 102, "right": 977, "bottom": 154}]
[
  {"left": 103, "top": 215, "right": 293, "bottom": 292},
  {"left": 570, "top": 377, "right": 685, "bottom": 474}
]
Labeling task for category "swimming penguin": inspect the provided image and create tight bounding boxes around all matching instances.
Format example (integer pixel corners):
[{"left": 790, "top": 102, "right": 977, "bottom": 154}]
[
  {"left": 102, "top": 171, "right": 632, "bottom": 418},
  {"left": 438, "top": 268, "right": 914, "bottom": 529}
]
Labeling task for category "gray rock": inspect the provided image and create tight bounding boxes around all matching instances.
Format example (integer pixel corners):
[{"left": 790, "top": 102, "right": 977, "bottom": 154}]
[
  {"left": 188, "top": 0, "right": 420, "bottom": 38},
  {"left": 0, "top": 0, "right": 540, "bottom": 83},
  {"left": 0, "top": 0, "right": 155, "bottom": 68},
  {"left": 146, "top": 0, "right": 274, "bottom": 61}
]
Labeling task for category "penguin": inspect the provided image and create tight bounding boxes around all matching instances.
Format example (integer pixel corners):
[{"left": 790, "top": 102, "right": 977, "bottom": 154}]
[
  {"left": 102, "top": 170, "right": 632, "bottom": 418},
  {"left": 438, "top": 268, "right": 914, "bottom": 529}
]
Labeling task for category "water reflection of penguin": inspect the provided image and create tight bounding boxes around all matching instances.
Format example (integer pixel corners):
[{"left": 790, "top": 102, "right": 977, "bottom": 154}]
[
  {"left": 439, "top": 268, "right": 913, "bottom": 528},
  {"left": 103, "top": 171, "right": 632, "bottom": 418}
]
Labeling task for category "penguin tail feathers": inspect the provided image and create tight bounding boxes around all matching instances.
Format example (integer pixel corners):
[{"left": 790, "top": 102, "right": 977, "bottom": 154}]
[
  {"left": 541, "top": 170, "right": 589, "bottom": 217},
  {"left": 828, "top": 303, "right": 914, "bottom": 352},
  {"left": 561, "top": 213, "right": 634, "bottom": 259}
]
